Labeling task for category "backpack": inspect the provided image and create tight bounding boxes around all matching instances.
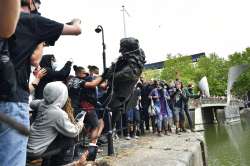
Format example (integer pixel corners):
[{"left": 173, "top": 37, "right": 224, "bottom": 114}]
[{"left": 0, "top": 38, "right": 17, "bottom": 101}]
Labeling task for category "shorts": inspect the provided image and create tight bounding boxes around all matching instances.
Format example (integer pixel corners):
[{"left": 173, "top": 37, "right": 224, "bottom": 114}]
[
  {"left": 126, "top": 108, "right": 140, "bottom": 123},
  {"left": 173, "top": 107, "right": 181, "bottom": 122},
  {"left": 96, "top": 109, "right": 105, "bottom": 119},
  {"left": 84, "top": 110, "right": 99, "bottom": 129}
]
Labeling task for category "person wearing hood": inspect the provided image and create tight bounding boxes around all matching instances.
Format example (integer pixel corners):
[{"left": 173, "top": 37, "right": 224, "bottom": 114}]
[
  {"left": 34, "top": 54, "right": 72, "bottom": 99},
  {"left": 27, "top": 81, "right": 84, "bottom": 166}
]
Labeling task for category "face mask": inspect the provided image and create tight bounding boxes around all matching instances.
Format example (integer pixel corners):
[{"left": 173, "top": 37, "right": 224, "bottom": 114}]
[
  {"left": 51, "top": 62, "right": 58, "bottom": 70},
  {"left": 31, "top": 10, "right": 41, "bottom": 15}
]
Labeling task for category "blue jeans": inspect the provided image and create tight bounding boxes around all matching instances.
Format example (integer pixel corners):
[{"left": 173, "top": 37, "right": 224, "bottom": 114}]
[
  {"left": 154, "top": 104, "right": 164, "bottom": 131},
  {"left": 0, "top": 102, "right": 29, "bottom": 166},
  {"left": 156, "top": 114, "right": 169, "bottom": 131}
]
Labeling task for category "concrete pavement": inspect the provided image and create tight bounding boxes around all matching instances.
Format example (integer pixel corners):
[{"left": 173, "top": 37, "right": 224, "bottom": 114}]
[{"left": 98, "top": 131, "right": 206, "bottom": 166}]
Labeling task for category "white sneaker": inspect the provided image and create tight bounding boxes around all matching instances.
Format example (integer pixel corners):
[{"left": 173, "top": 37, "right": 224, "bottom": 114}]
[
  {"left": 113, "top": 134, "right": 119, "bottom": 140},
  {"left": 134, "top": 135, "right": 139, "bottom": 139},
  {"left": 126, "top": 136, "right": 131, "bottom": 140}
]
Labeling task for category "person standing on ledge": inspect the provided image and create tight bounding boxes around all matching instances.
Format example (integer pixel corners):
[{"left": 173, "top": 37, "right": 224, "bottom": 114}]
[{"left": 183, "top": 83, "right": 200, "bottom": 132}]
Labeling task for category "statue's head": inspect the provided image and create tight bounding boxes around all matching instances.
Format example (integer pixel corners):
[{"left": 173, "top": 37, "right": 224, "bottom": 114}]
[{"left": 119, "top": 37, "right": 140, "bottom": 55}]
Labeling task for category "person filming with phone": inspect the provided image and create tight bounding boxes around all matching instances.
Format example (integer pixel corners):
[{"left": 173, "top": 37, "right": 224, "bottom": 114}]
[{"left": 27, "top": 82, "right": 84, "bottom": 166}]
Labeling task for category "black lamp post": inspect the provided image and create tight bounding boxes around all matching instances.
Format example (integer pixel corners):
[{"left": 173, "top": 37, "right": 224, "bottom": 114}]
[
  {"left": 95, "top": 25, "right": 106, "bottom": 71},
  {"left": 95, "top": 25, "right": 114, "bottom": 156}
]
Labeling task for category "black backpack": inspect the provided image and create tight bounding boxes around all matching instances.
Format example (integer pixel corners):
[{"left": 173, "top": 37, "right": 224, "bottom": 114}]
[{"left": 0, "top": 38, "right": 17, "bottom": 101}]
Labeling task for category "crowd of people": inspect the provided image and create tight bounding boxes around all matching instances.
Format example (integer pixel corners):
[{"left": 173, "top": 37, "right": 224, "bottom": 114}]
[
  {"left": 0, "top": 1, "right": 201, "bottom": 166},
  {"left": 112, "top": 79, "right": 200, "bottom": 140}
]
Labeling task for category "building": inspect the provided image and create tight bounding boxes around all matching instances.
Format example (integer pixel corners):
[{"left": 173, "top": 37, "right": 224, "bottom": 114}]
[{"left": 144, "top": 52, "right": 205, "bottom": 70}]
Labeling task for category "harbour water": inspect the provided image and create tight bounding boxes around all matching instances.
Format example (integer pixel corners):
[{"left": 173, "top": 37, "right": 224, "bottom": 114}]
[{"left": 204, "top": 111, "right": 250, "bottom": 166}]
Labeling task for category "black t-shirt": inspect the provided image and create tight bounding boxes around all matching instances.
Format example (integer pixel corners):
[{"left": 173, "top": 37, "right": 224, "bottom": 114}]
[
  {"left": 68, "top": 77, "right": 85, "bottom": 109},
  {"left": 174, "top": 91, "right": 183, "bottom": 108},
  {"left": 141, "top": 84, "right": 153, "bottom": 108},
  {"left": 80, "top": 76, "right": 98, "bottom": 106},
  {"left": 8, "top": 12, "right": 63, "bottom": 103}
]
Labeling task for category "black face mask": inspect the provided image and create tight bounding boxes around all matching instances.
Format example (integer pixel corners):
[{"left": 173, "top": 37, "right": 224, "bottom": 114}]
[{"left": 31, "top": 10, "right": 41, "bottom": 15}]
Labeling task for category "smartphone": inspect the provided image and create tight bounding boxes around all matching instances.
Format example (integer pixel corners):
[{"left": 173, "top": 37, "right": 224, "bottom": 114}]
[{"left": 75, "top": 111, "right": 86, "bottom": 122}]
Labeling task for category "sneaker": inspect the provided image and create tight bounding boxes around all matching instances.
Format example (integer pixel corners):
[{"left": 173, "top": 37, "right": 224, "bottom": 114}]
[
  {"left": 176, "top": 129, "right": 181, "bottom": 135},
  {"left": 97, "top": 148, "right": 104, "bottom": 153},
  {"left": 164, "top": 131, "right": 170, "bottom": 136},
  {"left": 169, "top": 128, "right": 173, "bottom": 133},
  {"left": 125, "top": 136, "right": 131, "bottom": 140},
  {"left": 134, "top": 135, "right": 139, "bottom": 139},
  {"left": 181, "top": 128, "right": 187, "bottom": 132},
  {"left": 112, "top": 133, "right": 119, "bottom": 140},
  {"left": 158, "top": 132, "right": 163, "bottom": 137}
]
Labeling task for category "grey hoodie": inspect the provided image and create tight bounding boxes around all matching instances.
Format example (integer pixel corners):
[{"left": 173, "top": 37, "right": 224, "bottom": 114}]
[{"left": 27, "top": 81, "right": 81, "bottom": 157}]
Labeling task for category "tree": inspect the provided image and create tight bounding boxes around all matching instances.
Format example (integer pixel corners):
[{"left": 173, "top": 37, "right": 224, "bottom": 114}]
[
  {"left": 143, "top": 69, "right": 161, "bottom": 81},
  {"left": 227, "top": 48, "right": 250, "bottom": 97},
  {"left": 160, "top": 54, "right": 195, "bottom": 85},
  {"left": 195, "top": 53, "right": 228, "bottom": 96},
  {"left": 160, "top": 53, "right": 228, "bottom": 96},
  {"left": 145, "top": 48, "right": 249, "bottom": 98}
]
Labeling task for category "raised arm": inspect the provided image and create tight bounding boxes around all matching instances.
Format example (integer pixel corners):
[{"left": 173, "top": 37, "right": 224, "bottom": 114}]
[
  {"left": 47, "top": 61, "right": 72, "bottom": 80},
  {"left": 0, "top": 0, "right": 20, "bottom": 38},
  {"left": 62, "top": 19, "right": 82, "bottom": 35},
  {"left": 84, "top": 77, "right": 103, "bottom": 88}
]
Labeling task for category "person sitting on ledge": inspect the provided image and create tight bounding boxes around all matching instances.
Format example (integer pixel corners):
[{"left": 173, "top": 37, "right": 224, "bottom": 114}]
[{"left": 27, "top": 81, "right": 84, "bottom": 166}]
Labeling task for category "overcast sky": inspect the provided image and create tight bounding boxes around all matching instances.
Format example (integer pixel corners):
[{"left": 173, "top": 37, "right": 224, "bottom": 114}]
[{"left": 40, "top": 0, "right": 250, "bottom": 70}]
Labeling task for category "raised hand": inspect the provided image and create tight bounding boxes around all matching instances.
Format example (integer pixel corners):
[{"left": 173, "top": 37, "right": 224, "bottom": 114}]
[{"left": 36, "top": 68, "right": 47, "bottom": 80}]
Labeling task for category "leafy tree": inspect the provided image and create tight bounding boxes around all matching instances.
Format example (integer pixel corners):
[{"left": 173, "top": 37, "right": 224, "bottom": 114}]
[
  {"left": 160, "top": 53, "right": 228, "bottom": 96},
  {"left": 227, "top": 48, "right": 250, "bottom": 97},
  {"left": 143, "top": 48, "right": 250, "bottom": 98},
  {"left": 143, "top": 69, "right": 161, "bottom": 81},
  {"left": 194, "top": 53, "right": 228, "bottom": 96},
  {"left": 160, "top": 54, "right": 195, "bottom": 85}
]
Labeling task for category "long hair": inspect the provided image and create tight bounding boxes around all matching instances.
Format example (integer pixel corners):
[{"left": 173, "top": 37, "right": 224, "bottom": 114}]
[{"left": 63, "top": 98, "right": 76, "bottom": 124}]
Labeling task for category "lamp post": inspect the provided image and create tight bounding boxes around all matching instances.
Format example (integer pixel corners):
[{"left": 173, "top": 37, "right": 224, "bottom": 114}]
[
  {"left": 95, "top": 25, "right": 114, "bottom": 156},
  {"left": 95, "top": 25, "right": 106, "bottom": 71}
]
